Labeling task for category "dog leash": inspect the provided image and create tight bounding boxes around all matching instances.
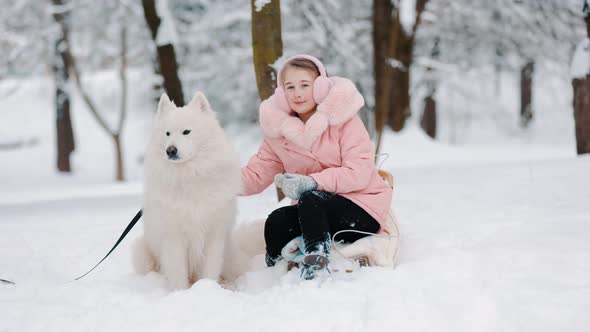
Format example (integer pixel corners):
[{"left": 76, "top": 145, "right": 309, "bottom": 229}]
[{"left": 75, "top": 209, "right": 143, "bottom": 280}]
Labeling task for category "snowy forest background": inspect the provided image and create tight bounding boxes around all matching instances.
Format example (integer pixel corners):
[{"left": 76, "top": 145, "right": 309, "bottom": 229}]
[{"left": 0, "top": 0, "right": 587, "bottom": 182}]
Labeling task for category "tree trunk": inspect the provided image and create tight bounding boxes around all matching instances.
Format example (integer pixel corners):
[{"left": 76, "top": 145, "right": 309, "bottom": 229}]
[
  {"left": 52, "top": 0, "right": 75, "bottom": 172},
  {"left": 389, "top": 65, "right": 411, "bottom": 131},
  {"left": 421, "top": 95, "right": 436, "bottom": 138},
  {"left": 142, "top": 0, "right": 184, "bottom": 106},
  {"left": 571, "top": 12, "right": 590, "bottom": 155},
  {"left": 251, "top": 0, "right": 283, "bottom": 102},
  {"left": 114, "top": 23, "right": 128, "bottom": 182},
  {"left": 420, "top": 37, "right": 439, "bottom": 139},
  {"left": 573, "top": 77, "right": 590, "bottom": 154},
  {"left": 251, "top": 0, "right": 284, "bottom": 201},
  {"left": 373, "top": 0, "right": 394, "bottom": 137},
  {"left": 387, "top": 0, "right": 428, "bottom": 132},
  {"left": 113, "top": 134, "right": 124, "bottom": 181},
  {"left": 374, "top": 0, "right": 427, "bottom": 147},
  {"left": 520, "top": 61, "right": 534, "bottom": 128}
]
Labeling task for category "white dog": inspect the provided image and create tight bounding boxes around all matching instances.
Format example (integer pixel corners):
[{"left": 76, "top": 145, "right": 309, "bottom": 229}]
[{"left": 132, "top": 92, "right": 241, "bottom": 290}]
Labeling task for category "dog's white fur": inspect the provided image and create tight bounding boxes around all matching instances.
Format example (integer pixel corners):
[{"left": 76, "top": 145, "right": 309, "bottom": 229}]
[{"left": 132, "top": 92, "right": 241, "bottom": 290}]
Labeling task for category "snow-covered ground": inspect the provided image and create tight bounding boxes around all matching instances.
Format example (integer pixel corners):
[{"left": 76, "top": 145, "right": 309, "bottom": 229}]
[{"left": 1, "top": 74, "right": 589, "bottom": 332}]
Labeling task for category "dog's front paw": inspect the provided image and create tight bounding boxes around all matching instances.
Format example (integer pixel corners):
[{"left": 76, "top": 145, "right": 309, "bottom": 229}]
[{"left": 132, "top": 237, "right": 157, "bottom": 274}]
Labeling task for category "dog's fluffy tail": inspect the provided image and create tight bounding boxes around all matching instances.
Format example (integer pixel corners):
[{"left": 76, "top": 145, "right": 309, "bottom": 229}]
[{"left": 222, "top": 220, "right": 266, "bottom": 281}]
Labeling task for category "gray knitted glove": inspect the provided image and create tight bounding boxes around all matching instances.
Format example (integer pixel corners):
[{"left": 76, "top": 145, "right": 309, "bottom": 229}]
[{"left": 274, "top": 173, "right": 318, "bottom": 200}]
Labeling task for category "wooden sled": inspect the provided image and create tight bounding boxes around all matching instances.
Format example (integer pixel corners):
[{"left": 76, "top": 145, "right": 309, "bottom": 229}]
[{"left": 333, "top": 169, "right": 400, "bottom": 270}]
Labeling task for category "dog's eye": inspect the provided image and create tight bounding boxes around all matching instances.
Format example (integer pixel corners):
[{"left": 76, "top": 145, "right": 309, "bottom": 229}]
[
  {"left": 166, "top": 131, "right": 170, "bottom": 136},
  {"left": 183, "top": 130, "right": 191, "bottom": 135}
]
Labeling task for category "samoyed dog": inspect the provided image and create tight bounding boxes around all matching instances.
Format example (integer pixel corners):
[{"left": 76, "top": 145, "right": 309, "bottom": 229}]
[{"left": 132, "top": 91, "right": 242, "bottom": 290}]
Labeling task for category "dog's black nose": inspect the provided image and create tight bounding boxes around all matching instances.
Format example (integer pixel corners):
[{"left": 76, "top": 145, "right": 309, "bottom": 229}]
[{"left": 166, "top": 146, "right": 177, "bottom": 157}]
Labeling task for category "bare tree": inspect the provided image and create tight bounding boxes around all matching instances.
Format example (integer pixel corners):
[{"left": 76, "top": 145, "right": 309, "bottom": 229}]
[
  {"left": 142, "top": 0, "right": 184, "bottom": 106},
  {"left": 51, "top": 0, "right": 75, "bottom": 172},
  {"left": 53, "top": 2, "right": 130, "bottom": 181}
]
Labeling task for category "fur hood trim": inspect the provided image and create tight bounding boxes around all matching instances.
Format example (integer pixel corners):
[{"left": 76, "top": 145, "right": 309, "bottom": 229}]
[{"left": 259, "top": 76, "right": 364, "bottom": 150}]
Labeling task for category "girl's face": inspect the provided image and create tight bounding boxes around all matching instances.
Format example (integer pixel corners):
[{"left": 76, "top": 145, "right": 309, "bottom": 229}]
[{"left": 283, "top": 67, "right": 318, "bottom": 115}]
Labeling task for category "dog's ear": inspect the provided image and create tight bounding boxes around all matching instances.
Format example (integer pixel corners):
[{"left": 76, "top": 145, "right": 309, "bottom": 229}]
[
  {"left": 158, "top": 93, "right": 174, "bottom": 114},
  {"left": 187, "top": 91, "right": 211, "bottom": 113}
]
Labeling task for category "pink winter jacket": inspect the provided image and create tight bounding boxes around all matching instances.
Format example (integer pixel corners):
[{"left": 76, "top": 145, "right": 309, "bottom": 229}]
[{"left": 241, "top": 77, "right": 393, "bottom": 233}]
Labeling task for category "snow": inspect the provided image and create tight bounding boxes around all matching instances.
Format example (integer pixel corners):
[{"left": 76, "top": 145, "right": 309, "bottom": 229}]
[
  {"left": 1, "top": 73, "right": 589, "bottom": 332},
  {"left": 400, "top": 0, "right": 417, "bottom": 35},
  {"left": 386, "top": 57, "right": 407, "bottom": 71},
  {"left": 155, "top": 0, "right": 179, "bottom": 46},
  {"left": 571, "top": 38, "right": 590, "bottom": 79},
  {"left": 254, "top": 0, "right": 272, "bottom": 12}
]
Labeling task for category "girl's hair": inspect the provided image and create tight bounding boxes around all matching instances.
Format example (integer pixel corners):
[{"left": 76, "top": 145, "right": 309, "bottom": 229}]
[{"left": 281, "top": 58, "right": 320, "bottom": 83}]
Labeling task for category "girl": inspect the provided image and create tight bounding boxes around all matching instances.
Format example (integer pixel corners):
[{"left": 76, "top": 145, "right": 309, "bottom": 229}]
[{"left": 241, "top": 54, "right": 393, "bottom": 280}]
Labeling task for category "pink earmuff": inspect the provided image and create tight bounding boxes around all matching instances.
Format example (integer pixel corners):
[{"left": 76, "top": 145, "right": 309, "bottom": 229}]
[
  {"left": 312, "top": 76, "right": 332, "bottom": 103},
  {"left": 274, "top": 54, "right": 333, "bottom": 112}
]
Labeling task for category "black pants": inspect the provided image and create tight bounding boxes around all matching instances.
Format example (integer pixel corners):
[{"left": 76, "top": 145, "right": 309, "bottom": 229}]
[{"left": 264, "top": 190, "right": 380, "bottom": 266}]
